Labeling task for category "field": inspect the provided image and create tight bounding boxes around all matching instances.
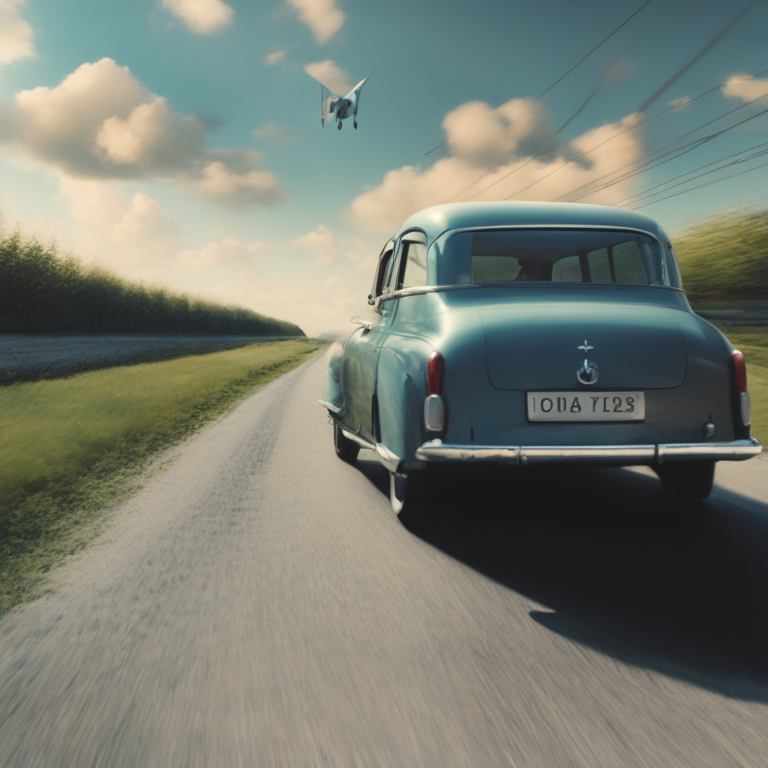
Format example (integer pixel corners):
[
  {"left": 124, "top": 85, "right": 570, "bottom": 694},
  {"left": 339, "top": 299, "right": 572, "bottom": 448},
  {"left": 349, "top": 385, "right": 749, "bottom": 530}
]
[{"left": 0, "top": 340, "right": 324, "bottom": 615}]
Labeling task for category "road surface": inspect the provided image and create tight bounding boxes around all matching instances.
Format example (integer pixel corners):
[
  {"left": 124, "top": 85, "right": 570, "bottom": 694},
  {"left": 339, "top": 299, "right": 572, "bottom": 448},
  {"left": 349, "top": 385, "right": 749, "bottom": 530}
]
[{"left": 0, "top": 352, "right": 766, "bottom": 767}]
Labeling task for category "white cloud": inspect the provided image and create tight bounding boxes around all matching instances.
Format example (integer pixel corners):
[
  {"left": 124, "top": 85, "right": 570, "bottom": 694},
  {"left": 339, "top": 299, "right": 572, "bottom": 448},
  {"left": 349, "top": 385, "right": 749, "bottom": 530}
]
[
  {"left": 721, "top": 73, "right": 768, "bottom": 133},
  {"left": 722, "top": 73, "right": 768, "bottom": 103},
  {"left": 55, "top": 178, "right": 181, "bottom": 275},
  {"left": 347, "top": 98, "right": 645, "bottom": 234},
  {"left": 160, "top": 0, "right": 233, "bottom": 34},
  {"left": 189, "top": 149, "right": 287, "bottom": 207},
  {"left": 668, "top": 96, "right": 691, "bottom": 112},
  {"left": 286, "top": 0, "right": 344, "bottom": 44},
  {"left": 252, "top": 122, "right": 283, "bottom": 138},
  {"left": 291, "top": 224, "right": 365, "bottom": 264},
  {"left": 177, "top": 237, "right": 274, "bottom": 276},
  {"left": 0, "top": 58, "right": 286, "bottom": 208},
  {"left": 265, "top": 49, "right": 287, "bottom": 66},
  {"left": 303, "top": 60, "right": 351, "bottom": 96},
  {"left": 442, "top": 98, "right": 556, "bottom": 168},
  {"left": 6, "top": 59, "right": 205, "bottom": 177},
  {"left": 0, "top": 0, "right": 35, "bottom": 64}
]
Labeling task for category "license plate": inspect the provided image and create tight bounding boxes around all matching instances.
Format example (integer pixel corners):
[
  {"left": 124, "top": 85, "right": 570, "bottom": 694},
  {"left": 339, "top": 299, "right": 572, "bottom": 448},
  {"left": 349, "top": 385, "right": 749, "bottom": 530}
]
[{"left": 526, "top": 391, "right": 645, "bottom": 422}]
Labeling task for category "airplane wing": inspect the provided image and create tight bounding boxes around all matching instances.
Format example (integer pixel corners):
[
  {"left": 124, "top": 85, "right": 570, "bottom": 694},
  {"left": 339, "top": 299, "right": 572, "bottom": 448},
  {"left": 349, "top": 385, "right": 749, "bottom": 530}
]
[
  {"left": 348, "top": 76, "right": 369, "bottom": 98},
  {"left": 305, "top": 71, "right": 342, "bottom": 100}
]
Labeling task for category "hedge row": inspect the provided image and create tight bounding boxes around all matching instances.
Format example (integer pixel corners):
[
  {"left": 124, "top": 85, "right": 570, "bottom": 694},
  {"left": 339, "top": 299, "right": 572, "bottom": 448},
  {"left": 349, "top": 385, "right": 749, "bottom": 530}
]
[{"left": 0, "top": 230, "right": 304, "bottom": 336}]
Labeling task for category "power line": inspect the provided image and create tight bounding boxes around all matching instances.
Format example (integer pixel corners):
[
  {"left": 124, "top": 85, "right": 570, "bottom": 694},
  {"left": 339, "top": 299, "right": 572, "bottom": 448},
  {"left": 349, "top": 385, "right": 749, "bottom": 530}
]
[
  {"left": 503, "top": 67, "right": 768, "bottom": 201},
  {"left": 552, "top": 79, "right": 768, "bottom": 204},
  {"left": 616, "top": 139, "right": 768, "bottom": 205},
  {"left": 423, "top": 0, "right": 655, "bottom": 157},
  {"left": 631, "top": 157, "right": 768, "bottom": 209}
]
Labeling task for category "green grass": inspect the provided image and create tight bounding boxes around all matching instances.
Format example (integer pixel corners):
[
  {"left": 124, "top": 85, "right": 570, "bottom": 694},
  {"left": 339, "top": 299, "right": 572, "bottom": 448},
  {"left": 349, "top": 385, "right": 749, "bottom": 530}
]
[
  {"left": 674, "top": 208, "right": 768, "bottom": 301},
  {"left": 0, "top": 340, "right": 324, "bottom": 615}
]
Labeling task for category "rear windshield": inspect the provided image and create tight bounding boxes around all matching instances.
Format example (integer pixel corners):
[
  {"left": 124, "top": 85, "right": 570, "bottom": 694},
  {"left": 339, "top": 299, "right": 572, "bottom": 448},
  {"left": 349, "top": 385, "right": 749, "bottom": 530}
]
[{"left": 439, "top": 229, "right": 681, "bottom": 288}]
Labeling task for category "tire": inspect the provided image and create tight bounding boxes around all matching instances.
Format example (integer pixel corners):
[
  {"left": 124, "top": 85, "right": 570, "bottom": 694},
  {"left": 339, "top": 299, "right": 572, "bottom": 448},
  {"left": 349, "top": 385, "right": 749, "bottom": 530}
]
[
  {"left": 655, "top": 460, "right": 715, "bottom": 504},
  {"left": 334, "top": 422, "right": 359, "bottom": 464}
]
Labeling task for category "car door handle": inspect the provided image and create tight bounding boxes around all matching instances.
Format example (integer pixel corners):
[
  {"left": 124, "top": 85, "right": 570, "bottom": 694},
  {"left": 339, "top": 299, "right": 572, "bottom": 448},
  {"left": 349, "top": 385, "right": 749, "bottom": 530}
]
[{"left": 351, "top": 315, "right": 376, "bottom": 333}]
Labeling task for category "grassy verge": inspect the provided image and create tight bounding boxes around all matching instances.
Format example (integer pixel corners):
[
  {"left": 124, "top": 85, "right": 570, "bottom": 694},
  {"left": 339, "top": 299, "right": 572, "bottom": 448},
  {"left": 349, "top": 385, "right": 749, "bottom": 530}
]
[
  {"left": 0, "top": 339, "right": 325, "bottom": 616},
  {"left": 710, "top": 326, "right": 767, "bottom": 448}
]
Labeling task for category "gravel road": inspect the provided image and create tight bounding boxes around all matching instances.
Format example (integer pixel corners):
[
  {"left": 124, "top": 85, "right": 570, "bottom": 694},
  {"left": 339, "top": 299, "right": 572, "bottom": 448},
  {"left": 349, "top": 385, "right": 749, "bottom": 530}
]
[
  {"left": 0, "top": 333, "right": 283, "bottom": 384},
  {"left": 0, "top": 352, "right": 766, "bottom": 767}
]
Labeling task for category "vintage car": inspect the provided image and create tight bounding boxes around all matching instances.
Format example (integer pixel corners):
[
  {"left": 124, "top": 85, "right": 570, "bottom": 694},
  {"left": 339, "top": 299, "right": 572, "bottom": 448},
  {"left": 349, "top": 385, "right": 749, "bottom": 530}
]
[{"left": 320, "top": 202, "right": 762, "bottom": 512}]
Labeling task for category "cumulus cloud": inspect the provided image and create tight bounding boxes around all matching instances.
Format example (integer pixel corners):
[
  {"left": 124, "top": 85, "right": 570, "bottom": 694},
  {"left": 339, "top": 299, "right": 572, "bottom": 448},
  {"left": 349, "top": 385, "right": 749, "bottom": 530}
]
[
  {"left": 188, "top": 149, "right": 287, "bottom": 207},
  {"left": 160, "top": 0, "right": 233, "bottom": 34},
  {"left": 721, "top": 73, "right": 768, "bottom": 133},
  {"left": 54, "top": 178, "right": 181, "bottom": 275},
  {"left": 286, "top": 0, "right": 344, "bottom": 44},
  {"left": 291, "top": 224, "right": 365, "bottom": 265},
  {"left": 304, "top": 60, "right": 351, "bottom": 96},
  {"left": 0, "top": 58, "right": 286, "bottom": 208},
  {"left": 265, "top": 49, "right": 287, "bottom": 66},
  {"left": 722, "top": 73, "right": 768, "bottom": 103},
  {"left": 347, "top": 97, "right": 645, "bottom": 234},
  {"left": 0, "top": 0, "right": 35, "bottom": 64},
  {"left": 443, "top": 98, "right": 557, "bottom": 168},
  {"left": 177, "top": 237, "right": 274, "bottom": 276}
]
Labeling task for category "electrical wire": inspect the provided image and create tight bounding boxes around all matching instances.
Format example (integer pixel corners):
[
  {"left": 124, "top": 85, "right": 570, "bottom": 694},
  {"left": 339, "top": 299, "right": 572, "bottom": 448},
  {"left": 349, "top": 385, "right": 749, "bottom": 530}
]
[{"left": 423, "top": 0, "right": 655, "bottom": 157}]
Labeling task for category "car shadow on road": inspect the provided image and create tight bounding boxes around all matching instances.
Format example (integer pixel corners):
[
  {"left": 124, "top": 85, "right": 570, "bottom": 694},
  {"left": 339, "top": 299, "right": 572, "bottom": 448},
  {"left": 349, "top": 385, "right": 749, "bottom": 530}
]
[{"left": 358, "top": 454, "right": 768, "bottom": 702}]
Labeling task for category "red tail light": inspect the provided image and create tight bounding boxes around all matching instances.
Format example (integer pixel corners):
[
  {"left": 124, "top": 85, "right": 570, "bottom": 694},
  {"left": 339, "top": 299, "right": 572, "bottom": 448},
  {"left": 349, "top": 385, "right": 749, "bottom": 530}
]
[
  {"left": 732, "top": 350, "right": 748, "bottom": 393},
  {"left": 427, "top": 351, "right": 445, "bottom": 395}
]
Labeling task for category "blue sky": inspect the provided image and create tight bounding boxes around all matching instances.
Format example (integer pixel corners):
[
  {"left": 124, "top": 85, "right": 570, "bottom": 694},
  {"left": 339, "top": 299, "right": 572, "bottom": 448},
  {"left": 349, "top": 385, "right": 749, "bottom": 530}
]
[{"left": 1, "top": 0, "right": 767, "bottom": 334}]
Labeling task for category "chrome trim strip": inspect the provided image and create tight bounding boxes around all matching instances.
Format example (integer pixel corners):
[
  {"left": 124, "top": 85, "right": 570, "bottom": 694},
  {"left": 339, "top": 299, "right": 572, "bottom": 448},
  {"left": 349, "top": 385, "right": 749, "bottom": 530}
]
[
  {"left": 416, "top": 439, "right": 762, "bottom": 465},
  {"left": 339, "top": 427, "right": 402, "bottom": 472},
  {"left": 341, "top": 428, "right": 372, "bottom": 449},
  {"left": 317, "top": 399, "right": 341, "bottom": 414}
]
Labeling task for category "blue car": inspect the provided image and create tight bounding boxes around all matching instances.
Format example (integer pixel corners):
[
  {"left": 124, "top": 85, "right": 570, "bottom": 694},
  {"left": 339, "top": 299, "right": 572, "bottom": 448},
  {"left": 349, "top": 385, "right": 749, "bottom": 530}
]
[{"left": 320, "top": 202, "right": 761, "bottom": 512}]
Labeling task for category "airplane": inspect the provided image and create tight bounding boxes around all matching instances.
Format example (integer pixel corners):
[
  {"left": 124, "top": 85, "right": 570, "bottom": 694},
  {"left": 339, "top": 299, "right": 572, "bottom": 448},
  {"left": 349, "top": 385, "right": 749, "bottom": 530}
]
[{"left": 315, "top": 76, "right": 369, "bottom": 130}]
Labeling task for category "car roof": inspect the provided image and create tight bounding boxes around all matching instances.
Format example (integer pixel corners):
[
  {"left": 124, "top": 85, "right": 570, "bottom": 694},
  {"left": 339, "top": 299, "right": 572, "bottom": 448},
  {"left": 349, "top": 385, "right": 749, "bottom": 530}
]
[{"left": 396, "top": 202, "right": 671, "bottom": 244}]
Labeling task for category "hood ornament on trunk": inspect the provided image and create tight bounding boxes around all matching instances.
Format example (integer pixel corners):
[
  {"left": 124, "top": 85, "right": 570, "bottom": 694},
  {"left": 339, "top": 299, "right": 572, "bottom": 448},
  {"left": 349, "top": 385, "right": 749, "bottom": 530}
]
[{"left": 577, "top": 340, "right": 599, "bottom": 385}]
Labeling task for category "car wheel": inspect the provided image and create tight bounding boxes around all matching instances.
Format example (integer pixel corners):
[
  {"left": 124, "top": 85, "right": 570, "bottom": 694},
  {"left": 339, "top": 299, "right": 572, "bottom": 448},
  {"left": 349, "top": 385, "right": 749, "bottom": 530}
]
[
  {"left": 655, "top": 460, "right": 715, "bottom": 504},
  {"left": 334, "top": 422, "right": 359, "bottom": 464}
]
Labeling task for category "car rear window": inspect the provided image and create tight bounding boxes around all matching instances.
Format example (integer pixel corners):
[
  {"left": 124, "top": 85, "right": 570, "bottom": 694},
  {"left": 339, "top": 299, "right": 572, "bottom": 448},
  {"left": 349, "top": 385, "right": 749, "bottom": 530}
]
[{"left": 444, "top": 229, "right": 680, "bottom": 288}]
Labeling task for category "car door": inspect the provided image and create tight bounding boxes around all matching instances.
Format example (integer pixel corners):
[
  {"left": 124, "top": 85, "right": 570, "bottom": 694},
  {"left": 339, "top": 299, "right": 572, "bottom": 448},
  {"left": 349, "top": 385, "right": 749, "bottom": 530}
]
[{"left": 339, "top": 240, "right": 395, "bottom": 441}]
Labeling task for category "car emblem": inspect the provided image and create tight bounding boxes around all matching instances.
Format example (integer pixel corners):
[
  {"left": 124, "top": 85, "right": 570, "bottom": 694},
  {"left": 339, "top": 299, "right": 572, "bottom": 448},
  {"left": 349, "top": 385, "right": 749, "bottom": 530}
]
[{"left": 576, "top": 340, "right": 599, "bottom": 385}]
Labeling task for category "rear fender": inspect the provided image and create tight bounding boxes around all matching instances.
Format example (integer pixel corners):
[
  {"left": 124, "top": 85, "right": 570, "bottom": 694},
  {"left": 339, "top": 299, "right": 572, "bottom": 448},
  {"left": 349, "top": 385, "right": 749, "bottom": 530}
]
[{"left": 324, "top": 342, "right": 345, "bottom": 412}]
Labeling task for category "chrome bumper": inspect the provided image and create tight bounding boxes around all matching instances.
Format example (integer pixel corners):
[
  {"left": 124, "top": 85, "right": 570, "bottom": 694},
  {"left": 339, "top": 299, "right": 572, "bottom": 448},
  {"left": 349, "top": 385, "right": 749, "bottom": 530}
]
[{"left": 415, "top": 438, "right": 762, "bottom": 466}]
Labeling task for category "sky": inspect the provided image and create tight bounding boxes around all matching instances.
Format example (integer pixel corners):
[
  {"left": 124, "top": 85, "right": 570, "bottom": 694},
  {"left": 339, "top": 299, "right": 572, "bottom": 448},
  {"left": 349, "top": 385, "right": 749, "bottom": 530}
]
[{"left": 1, "top": 0, "right": 767, "bottom": 336}]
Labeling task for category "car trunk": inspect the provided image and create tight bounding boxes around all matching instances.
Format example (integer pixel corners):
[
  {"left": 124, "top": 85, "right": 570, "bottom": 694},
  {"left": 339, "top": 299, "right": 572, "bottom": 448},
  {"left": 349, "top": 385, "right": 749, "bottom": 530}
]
[{"left": 480, "top": 300, "right": 686, "bottom": 391}]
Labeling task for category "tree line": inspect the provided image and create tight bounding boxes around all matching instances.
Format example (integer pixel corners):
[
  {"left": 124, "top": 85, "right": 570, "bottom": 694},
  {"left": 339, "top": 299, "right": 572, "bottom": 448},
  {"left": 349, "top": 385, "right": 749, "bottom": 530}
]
[{"left": 0, "top": 229, "right": 304, "bottom": 336}]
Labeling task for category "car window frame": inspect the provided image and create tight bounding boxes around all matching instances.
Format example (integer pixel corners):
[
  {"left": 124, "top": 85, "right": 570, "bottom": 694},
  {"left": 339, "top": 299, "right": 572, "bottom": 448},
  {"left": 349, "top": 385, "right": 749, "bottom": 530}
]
[{"left": 392, "top": 229, "right": 428, "bottom": 293}]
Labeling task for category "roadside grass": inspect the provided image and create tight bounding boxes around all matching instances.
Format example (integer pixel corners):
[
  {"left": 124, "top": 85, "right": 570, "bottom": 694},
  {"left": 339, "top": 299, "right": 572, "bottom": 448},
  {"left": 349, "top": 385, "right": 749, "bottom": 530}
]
[
  {"left": 0, "top": 339, "right": 325, "bottom": 616},
  {"left": 674, "top": 208, "right": 768, "bottom": 300},
  {"left": 712, "top": 326, "right": 767, "bottom": 447}
]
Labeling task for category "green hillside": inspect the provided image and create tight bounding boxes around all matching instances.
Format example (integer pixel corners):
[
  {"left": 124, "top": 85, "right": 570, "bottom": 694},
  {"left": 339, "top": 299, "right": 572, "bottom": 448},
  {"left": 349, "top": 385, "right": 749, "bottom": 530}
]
[
  {"left": 0, "top": 229, "right": 304, "bottom": 336},
  {"left": 673, "top": 208, "right": 768, "bottom": 301}
]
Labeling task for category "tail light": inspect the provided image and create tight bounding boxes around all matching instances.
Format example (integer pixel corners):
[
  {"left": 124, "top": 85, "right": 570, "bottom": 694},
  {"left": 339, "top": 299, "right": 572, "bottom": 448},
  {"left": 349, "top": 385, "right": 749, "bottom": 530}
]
[
  {"left": 732, "top": 349, "right": 751, "bottom": 426},
  {"left": 425, "top": 351, "right": 445, "bottom": 432},
  {"left": 427, "top": 351, "right": 445, "bottom": 395}
]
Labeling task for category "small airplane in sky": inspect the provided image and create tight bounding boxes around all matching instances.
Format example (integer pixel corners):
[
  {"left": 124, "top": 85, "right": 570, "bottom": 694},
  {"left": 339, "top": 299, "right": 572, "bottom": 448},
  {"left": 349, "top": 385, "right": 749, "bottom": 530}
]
[{"left": 315, "top": 76, "right": 370, "bottom": 130}]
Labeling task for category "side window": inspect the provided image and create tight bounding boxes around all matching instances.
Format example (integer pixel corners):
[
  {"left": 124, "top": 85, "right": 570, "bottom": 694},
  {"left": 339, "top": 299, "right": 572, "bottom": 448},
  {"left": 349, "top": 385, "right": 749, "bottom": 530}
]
[
  {"left": 552, "top": 255, "right": 582, "bottom": 282},
  {"left": 587, "top": 248, "right": 612, "bottom": 283},
  {"left": 613, "top": 241, "right": 647, "bottom": 284},
  {"left": 400, "top": 242, "right": 428, "bottom": 289},
  {"left": 369, "top": 242, "right": 395, "bottom": 305}
]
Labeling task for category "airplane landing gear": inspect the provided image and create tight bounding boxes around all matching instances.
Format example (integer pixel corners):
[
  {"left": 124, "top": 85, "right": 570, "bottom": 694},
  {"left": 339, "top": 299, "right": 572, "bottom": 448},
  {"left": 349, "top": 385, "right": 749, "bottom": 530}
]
[
  {"left": 354, "top": 121, "right": 358, "bottom": 129},
  {"left": 337, "top": 121, "right": 342, "bottom": 130}
]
